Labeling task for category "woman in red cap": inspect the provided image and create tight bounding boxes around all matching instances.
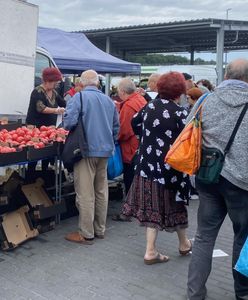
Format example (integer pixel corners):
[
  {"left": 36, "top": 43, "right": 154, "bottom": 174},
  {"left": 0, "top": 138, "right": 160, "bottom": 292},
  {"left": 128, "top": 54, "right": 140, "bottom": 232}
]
[
  {"left": 26, "top": 67, "right": 66, "bottom": 127},
  {"left": 26, "top": 67, "right": 66, "bottom": 176}
]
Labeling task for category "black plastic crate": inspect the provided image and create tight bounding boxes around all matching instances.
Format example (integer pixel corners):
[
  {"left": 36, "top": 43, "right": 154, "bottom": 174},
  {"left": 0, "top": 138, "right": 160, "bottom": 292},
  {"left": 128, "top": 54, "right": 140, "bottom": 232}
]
[
  {"left": 0, "top": 148, "right": 28, "bottom": 167},
  {"left": 0, "top": 119, "right": 22, "bottom": 131},
  {"left": 27, "top": 142, "right": 58, "bottom": 161},
  {"left": 30, "top": 199, "right": 66, "bottom": 220}
]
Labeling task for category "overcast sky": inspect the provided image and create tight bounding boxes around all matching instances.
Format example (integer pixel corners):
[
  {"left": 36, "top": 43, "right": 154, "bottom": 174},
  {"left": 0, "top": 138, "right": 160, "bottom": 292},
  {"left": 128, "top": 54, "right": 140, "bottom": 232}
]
[
  {"left": 29, "top": 0, "right": 248, "bottom": 61},
  {"left": 29, "top": 0, "right": 248, "bottom": 31}
]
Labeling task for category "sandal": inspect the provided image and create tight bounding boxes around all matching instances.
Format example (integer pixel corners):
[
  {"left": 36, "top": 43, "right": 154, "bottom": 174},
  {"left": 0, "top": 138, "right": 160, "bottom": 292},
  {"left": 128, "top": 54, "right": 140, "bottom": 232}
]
[
  {"left": 179, "top": 240, "right": 192, "bottom": 256},
  {"left": 144, "top": 253, "right": 170, "bottom": 265},
  {"left": 112, "top": 214, "right": 132, "bottom": 222}
]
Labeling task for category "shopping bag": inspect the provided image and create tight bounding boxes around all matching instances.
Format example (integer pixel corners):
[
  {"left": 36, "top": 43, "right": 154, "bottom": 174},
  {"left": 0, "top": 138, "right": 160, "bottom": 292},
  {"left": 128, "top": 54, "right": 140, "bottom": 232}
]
[
  {"left": 235, "top": 236, "right": 248, "bottom": 277},
  {"left": 107, "top": 143, "right": 123, "bottom": 180},
  {"left": 165, "top": 93, "right": 208, "bottom": 175}
]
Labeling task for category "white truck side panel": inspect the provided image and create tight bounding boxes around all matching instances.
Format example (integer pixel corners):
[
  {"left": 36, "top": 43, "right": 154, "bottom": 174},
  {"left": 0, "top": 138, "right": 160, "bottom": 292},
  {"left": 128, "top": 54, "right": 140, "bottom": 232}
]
[{"left": 0, "top": 0, "right": 38, "bottom": 116}]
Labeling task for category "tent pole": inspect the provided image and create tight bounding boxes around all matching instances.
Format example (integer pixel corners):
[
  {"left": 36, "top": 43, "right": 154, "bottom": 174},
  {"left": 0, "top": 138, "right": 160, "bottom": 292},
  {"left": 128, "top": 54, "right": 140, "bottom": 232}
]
[
  {"left": 190, "top": 47, "right": 194, "bottom": 65},
  {"left": 105, "top": 36, "right": 111, "bottom": 96}
]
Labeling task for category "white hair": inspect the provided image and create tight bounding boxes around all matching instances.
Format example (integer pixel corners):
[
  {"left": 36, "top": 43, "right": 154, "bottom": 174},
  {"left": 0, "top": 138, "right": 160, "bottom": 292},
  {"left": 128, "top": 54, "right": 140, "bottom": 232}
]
[
  {"left": 80, "top": 70, "right": 99, "bottom": 86},
  {"left": 118, "top": 78, "right": 136, "bottom": 95}
]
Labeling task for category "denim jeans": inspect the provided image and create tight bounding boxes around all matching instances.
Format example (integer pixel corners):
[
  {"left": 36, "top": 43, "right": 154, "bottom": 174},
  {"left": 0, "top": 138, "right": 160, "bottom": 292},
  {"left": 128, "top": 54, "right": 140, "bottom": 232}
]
[{"left": 187, "top": 176, "right": 248, "bottom": 300}]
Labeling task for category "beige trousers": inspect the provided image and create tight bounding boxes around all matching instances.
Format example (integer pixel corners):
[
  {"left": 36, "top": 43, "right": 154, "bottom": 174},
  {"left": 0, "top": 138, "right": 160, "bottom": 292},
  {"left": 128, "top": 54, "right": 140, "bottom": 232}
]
[{"left": 73, "top": 157, "right": 108, "bottom": 239}]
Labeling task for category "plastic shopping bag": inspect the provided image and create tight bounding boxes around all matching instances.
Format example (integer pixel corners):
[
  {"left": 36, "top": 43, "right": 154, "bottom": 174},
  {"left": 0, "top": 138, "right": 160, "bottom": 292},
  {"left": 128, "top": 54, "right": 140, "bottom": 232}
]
[
  {"left": 107, "top": 143, "right": 123, "bottom": 180},
  {"left": 235, "top": 236, "right": 248, "bottom": 277}
]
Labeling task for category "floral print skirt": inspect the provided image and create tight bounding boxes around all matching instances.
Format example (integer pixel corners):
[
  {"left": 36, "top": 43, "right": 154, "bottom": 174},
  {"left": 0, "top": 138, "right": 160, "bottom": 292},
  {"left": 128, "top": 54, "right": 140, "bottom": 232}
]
[{"left": 122, "top": 175, "right": 188, "bottom": 231}]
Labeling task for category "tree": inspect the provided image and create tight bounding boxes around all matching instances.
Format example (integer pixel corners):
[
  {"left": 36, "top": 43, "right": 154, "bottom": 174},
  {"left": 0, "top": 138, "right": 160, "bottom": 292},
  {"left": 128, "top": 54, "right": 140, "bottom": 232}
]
[{"left": 126, "top": 54, "right": 215, "bottom": 65}]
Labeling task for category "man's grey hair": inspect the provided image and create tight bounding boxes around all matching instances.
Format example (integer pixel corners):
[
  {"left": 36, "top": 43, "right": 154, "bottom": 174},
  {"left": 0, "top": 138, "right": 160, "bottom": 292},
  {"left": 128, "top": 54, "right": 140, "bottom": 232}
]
[
  {"left": 225, "top": 59, "right": 248, "bottom": 82},
  {"left": 80, "top": 69, "right": 99, "bottom": 86},
  {"left": 118, "top": 78, "right": 136, "bottom": 95}
]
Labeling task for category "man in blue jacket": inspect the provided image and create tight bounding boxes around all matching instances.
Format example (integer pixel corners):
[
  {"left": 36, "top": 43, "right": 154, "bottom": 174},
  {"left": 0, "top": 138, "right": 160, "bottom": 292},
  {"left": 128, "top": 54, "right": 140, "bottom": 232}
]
[{"left": 64, "top": 70, "right": 119, "bottom": 244}]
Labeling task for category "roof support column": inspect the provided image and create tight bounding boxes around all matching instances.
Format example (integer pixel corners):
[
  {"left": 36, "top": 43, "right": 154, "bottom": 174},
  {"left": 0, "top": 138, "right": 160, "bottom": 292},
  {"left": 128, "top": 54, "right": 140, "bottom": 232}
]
[
  {"left": 106, "top": 35, "right": 111, "bottom": 54},
  {"left": 190, "top": 48, "right": 194, "bottom": 65},
  {"left": 105, "top": 36, "right": 111, "bottom": 96},
  {"left": 216, "top": 23, "right": 225, "bottom": 85}
]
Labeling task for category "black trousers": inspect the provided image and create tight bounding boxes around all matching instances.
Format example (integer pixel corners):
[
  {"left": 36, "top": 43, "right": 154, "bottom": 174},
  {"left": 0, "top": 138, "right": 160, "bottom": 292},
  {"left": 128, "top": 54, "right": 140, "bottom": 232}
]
[
  {"left": 123, "top": 163, "right": 134, "bottom": 195},
  {"left": 187, "top": 176, "right": 248, "bottom": 300}
]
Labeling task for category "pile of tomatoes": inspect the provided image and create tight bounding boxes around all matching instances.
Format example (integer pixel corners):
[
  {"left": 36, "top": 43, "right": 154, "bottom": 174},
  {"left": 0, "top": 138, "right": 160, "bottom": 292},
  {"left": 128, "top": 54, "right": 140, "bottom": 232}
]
[{"left": 0, "top": 126, "right": 68, "bottom": 153}]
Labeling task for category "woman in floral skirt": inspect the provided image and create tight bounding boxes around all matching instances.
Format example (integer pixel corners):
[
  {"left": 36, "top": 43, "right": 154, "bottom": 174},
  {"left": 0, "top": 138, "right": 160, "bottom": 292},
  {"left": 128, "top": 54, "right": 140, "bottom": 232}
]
[{"left": 122, "top": 72, "right": 192, "bottom": 265}]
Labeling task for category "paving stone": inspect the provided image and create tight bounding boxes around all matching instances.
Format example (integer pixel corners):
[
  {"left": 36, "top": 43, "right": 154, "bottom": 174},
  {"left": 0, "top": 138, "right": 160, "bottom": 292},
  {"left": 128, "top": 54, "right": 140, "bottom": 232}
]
[{"left": 0, "top": 199, "right": 236, "bottom": 300}]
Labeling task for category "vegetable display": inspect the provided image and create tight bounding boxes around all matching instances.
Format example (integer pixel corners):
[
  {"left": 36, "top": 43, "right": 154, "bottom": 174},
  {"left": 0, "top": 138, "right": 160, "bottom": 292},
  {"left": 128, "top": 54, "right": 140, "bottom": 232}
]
[{"left": 0, "top": 126, "right": 68, "bottom": 153}]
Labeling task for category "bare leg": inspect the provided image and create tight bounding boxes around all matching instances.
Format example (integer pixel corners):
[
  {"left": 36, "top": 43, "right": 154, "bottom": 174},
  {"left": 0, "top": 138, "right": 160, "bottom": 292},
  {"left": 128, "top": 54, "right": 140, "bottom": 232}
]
[
  {"left": 144, "top": 227, "right": 169, "bottom": 260},
  {"left": 176, "top": 228, "right": 191, "bottom": 252}
]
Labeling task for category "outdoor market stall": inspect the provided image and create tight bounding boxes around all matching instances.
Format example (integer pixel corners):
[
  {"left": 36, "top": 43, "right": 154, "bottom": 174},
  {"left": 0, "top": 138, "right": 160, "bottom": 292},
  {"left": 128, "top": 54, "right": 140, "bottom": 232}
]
[{"left": 0, "top": 122, "right": 66, "bottom": 250}]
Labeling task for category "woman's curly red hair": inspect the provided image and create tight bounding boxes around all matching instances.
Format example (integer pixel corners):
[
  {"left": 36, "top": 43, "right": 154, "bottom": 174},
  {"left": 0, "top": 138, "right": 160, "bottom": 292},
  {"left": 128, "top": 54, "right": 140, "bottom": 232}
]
[{"left": 157, "top": 71, "right": 186, "bottom": 100}]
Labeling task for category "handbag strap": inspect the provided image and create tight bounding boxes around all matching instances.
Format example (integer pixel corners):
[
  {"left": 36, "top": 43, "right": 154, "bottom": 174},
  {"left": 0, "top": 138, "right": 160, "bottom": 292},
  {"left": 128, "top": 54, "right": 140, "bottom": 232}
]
[
  {"left": 224, "top": 103, "right": 248, "bottom": 156},
  {"left": 79, "top": 92, "right": 83, "bottom": 117},
  {"left": 194, "top": 93, "right": 209, "bottom": 119}
]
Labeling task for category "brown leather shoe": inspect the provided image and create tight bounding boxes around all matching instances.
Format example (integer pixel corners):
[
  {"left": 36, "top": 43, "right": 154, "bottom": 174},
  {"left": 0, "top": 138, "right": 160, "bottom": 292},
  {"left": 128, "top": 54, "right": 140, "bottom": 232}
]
[
  {"left": 65, "top": 232, "right": 94, "bottom": 245},
  {"left": 95, "top": 233, "right": 104, "bottom": 239}
]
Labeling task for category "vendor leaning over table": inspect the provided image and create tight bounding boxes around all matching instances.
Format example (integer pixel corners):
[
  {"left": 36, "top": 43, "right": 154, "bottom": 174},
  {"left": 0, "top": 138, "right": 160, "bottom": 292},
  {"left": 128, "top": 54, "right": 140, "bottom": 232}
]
[
  {"left": 26, "top": 67, "right": 66, "bottom": 127},
  {"left": 26, "top": 67, "right": 66, "bottom": 176}
]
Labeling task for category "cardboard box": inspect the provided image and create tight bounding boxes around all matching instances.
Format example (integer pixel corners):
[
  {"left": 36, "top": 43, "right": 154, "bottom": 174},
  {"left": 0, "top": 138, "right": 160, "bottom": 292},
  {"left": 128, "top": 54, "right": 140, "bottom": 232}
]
[
  {"left": 0, "top": 205, "right": 39, "bottom": 250},
  {"left": 21, "top": 178, "right": 66, "bottom": 220}
]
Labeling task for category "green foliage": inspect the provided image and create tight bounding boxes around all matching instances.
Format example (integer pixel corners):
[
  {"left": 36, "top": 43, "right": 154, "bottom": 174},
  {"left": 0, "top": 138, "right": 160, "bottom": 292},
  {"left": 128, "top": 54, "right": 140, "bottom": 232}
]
[{"left": 126, "top": 54, "right": 216, "bottom": 65}]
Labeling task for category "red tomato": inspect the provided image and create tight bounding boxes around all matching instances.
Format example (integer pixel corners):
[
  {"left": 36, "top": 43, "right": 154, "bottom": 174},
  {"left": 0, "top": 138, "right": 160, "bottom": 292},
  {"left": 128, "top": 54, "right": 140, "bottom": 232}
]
[
  {"left": 16, "top": 136, "right": 24, "bottom": 143},
  {"left": 38, "top": 142, "right": 45, "bottom": 148},
  {"left": 40, "top": 125, "right": 48, "bottom": 132},
  {"left": 24, "top": 135, "right": 32, "bottom": 142},
  {"left": 16, "top": 128, "right": 25, "bottom": 136},
  {"left": 11, "top": 133, "right": 18, "bottom": 140}
]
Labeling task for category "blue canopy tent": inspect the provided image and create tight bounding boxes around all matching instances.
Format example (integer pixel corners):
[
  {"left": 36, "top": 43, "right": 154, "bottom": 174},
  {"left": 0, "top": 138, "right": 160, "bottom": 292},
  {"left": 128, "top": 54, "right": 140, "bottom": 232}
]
[{"left": 37, "top": 27, "right": 140, "bottom": 74}]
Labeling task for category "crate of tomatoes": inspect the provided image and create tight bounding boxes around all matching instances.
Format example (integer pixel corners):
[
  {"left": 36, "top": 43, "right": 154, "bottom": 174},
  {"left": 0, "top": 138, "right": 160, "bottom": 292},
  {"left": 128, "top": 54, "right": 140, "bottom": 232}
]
[{"left": 0, "top": 125, "right": 68, "bottom": 165}]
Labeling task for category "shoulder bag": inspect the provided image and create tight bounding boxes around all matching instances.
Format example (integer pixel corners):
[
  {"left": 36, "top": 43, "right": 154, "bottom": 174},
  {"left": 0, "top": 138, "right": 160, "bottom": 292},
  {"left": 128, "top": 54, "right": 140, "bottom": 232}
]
[
  {"left": 165, "top": 93, "right": 209, "bottom": 175},
  {"left": 61, "top": 92, "right": 88, "bottom": 170}
]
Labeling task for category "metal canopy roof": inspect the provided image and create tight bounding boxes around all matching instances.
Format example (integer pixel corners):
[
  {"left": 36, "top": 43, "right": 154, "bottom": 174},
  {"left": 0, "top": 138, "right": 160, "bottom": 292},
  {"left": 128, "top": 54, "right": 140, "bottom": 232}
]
[{"left": 79, "top": 19, "right": 248, "bottom": 56}]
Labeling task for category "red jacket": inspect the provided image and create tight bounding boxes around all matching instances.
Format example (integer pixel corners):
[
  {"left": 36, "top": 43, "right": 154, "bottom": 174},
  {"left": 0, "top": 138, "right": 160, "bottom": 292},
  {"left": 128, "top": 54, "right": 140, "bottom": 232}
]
[
  {"left": 119, "top": 93, "right": 146, "bottom": 163},
  {"left": 64, "top": 87, "right": 76, "bottom": 97}
]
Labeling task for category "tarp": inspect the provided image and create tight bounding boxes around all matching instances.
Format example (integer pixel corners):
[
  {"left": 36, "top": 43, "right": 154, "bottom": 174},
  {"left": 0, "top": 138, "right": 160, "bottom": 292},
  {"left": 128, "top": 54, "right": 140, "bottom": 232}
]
[{"left": 37, "top": 27, "right": 141, "bottom": 74}]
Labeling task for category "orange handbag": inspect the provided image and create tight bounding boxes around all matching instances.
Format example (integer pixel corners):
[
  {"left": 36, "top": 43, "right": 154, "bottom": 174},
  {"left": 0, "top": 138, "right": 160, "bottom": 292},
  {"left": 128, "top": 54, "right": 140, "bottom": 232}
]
[{"left": 165, "top": 94, "right": 208, "bottom": 175}]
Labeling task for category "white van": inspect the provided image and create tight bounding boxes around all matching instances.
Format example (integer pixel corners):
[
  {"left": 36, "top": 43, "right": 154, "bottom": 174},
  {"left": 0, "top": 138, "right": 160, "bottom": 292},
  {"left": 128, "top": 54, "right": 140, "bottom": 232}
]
[
  {"left": 0, "top": 47, "right": 57, "bottom": 122},
  {"left": 141, "top": 65, "right": 217, "bottom": 86},
  {"left": 34, "top": 47, "right": 57, "bottom": 87},
  {"left": 0, "top": 0, "right": 59, "bottom": 122}
]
